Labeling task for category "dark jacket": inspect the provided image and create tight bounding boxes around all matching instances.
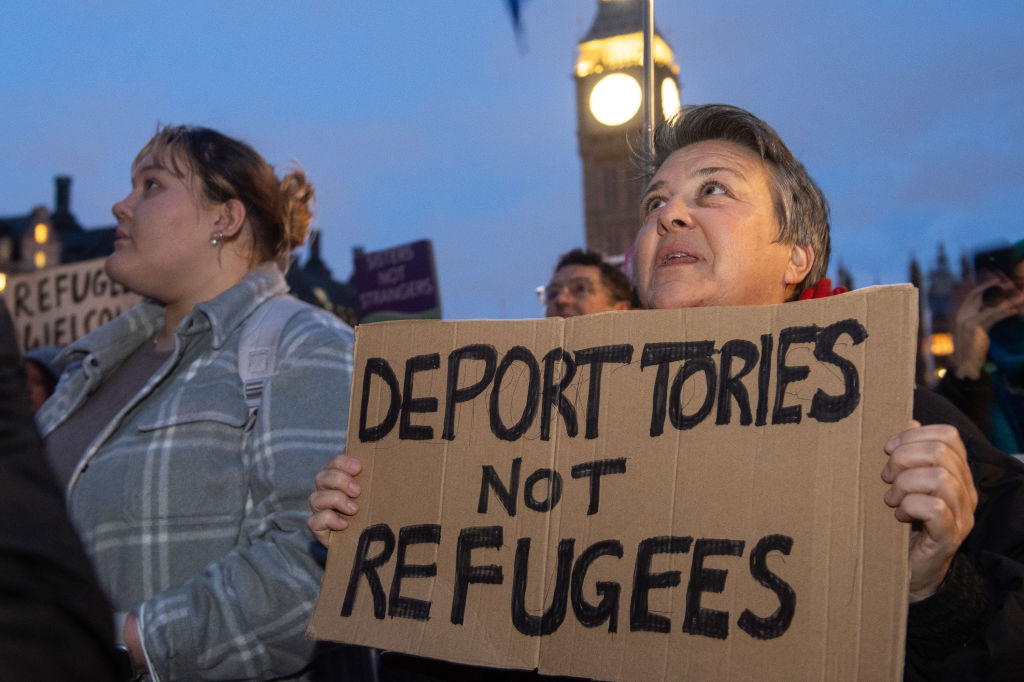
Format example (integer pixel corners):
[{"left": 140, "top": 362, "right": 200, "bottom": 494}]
[
  {"left": 905, "top": 387, "right": 1024, "bottom": 681},
  {"left": 0, "top": 300, "right": 119, "bottom": 681}
]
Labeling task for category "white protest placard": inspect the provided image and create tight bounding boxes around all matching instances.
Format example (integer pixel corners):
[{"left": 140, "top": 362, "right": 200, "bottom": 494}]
[{"left": 3, "top": 258, "right": 141, "bottom": 351}]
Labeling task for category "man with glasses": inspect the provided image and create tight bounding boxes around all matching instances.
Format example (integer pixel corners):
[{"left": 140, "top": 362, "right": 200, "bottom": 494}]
[{"left": 539, "top": 248, "right": 635, "bottom": 318}]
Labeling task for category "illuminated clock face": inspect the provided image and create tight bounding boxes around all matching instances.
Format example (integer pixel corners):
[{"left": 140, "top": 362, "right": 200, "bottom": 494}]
[
  {"left": 589, "top": 73, "right": 642, "bottom": 126},
  {"left": 661, "top": 77, "right": 680, "bottom": 119}
]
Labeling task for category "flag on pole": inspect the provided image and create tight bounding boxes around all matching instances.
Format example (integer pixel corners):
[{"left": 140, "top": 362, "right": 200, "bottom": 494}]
[{"left": 505, "top": 0, "right": 528, "bottom": 53}]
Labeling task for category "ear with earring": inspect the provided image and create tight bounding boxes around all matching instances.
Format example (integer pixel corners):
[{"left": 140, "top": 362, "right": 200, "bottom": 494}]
[{"left": 210, "top": 231, "right": 224, "bottom": 247}]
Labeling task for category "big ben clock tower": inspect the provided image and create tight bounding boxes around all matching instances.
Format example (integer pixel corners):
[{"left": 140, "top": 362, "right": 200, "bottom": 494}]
[{"left": 576, "top": 0, "right": 680, "bottom": 257}]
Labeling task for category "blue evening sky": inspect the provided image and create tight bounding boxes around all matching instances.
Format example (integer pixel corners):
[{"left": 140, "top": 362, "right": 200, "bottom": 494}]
[{"left": 2, "top": 1, "right": 1021, "bottom": 319}]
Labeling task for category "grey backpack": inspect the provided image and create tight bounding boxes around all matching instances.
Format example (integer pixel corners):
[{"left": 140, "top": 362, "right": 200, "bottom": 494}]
[{"left": 237, "top": 295, "right": 310, "bottom": 428}]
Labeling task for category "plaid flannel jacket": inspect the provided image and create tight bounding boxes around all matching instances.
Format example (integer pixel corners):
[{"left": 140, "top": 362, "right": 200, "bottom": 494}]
[{"left": 37, "top": 263, "right": 354, "bottom": 681}]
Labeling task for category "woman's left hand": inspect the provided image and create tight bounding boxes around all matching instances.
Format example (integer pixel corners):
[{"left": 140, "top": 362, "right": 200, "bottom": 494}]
[
  {"left": 881, "top": 421, "right": 978, "bottom": 602},
  {"left": 308, "top": 453, "right": 362, "bottom": 547}
]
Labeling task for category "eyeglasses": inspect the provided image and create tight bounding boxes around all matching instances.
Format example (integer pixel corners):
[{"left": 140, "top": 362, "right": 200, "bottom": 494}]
[{"left": 537, "top": 277, "right": 596, "bottom": 305}]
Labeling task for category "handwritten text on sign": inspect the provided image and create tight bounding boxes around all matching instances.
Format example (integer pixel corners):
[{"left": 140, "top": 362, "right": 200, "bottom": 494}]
[
  {"left": 4, "top": 258, "right": 141, "bottom": 350},
  {"left": 310, "top": 286, "right": 917, "bottom": 681}
]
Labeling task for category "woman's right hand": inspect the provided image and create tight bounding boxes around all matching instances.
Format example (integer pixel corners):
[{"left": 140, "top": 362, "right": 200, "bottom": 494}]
[{"left": 308, "top": 453, "right": 362, "bottom": 547}]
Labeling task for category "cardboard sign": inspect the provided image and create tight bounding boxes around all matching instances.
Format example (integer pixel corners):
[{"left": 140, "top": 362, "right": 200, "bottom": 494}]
[
  {"left": 3, "top": 258, "right": 141, "bottom": 351},
  {"left": 353, "top": 239, "right": 441, "bottom": 323},
  {"left": 310, "top": 285, "right": 917, "bottom": 681}
]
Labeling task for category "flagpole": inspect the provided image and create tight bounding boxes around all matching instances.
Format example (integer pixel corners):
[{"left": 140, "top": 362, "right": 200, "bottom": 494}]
[{"left": 641, "top": 0, "right": 655, "bottom": 182}]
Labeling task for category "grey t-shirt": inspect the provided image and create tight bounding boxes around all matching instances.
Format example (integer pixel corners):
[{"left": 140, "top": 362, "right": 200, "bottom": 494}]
[{"left": 44, "top": 342, "right": 172, "bottom": 490}]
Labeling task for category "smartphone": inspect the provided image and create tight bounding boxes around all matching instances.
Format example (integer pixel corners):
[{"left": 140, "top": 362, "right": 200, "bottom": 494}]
[
  {"left": 974, "top": 246, "right": 1018, "bottom": 305},
  {"left": 975, "top": 246, "right": 1017, "bottom": 279}
]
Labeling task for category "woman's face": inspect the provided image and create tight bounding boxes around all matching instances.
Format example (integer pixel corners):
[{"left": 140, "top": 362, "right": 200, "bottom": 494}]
[
  {"left": 106, "top": 151, "right": 225, "bottom": 303},
  {"left": 633, "top": 140, "right": 811, "bottom": 310}
]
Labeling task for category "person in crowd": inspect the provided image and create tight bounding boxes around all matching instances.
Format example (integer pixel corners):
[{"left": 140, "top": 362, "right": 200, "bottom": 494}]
[
  {"left": 1, "top": 300, "right": 119, "bottom": 682},
  {"left": 24, "top": 345, "right": 67, "bottom": 413},
  {"left": 37, "top": 125, "right": 371, "bottom": 681},
  {"left": 540, "top": 248, "right": 636, "bottom": 318},
  {"left": 627, "top": 106, "right": 1023, "bottom": 679},
  {"left": 938, "top": 241, "right": 1024, "bottom": 455},
  {"left": 311, "top": 105, "right": 1024, "bottom": 680},
  {"left": 307, "top": 247, "right": 639, "bottom": 610}
]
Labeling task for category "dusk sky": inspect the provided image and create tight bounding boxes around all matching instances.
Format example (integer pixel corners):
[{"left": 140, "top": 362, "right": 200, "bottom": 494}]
[{"left": 2, "top": 1, "right": 1022, "bottom": 320}]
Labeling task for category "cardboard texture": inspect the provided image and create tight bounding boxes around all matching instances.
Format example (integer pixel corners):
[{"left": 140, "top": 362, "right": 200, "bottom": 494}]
[{"left": 310, "top": 285, "right": 917, "bottom": 681}]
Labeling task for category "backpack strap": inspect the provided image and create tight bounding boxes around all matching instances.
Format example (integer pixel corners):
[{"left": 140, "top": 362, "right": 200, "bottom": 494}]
[{"left": 238, "top": 295, "right": 309, "bottom": 428}]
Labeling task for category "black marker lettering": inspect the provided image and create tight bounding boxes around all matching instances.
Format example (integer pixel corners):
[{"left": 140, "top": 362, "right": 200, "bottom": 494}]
[
  {"left": 451, "top": 526, "right": 503, "bottom": 625},
  {"left": 630, "top": 536, "right": 692, "bottom": 632},
  {"left": 358, "top": 359, "right": 401, "bottom": 443},
  {"left": 669, "top": 342, "right": 716, "bottom": 431},
  {"left": 511, "top": 538, "right": 574, "bottom": 635},
  {"left": 523, "top": 468, "right": 562, "bottom": 512},
  {"left": 808, "top": 319, "right": 866, "bottom": 423},
  {"left": 399, "top": 353, "right": 439, "bottom": 440},
  {"left": 388, "top": 524, "right": 441, "bottom": 620},
  {"left": 772, "top": 326, "right": 816, "bottom": 425},
  {"left": 540, "top": 348, "right": 578, "bottom": 440},
  {"left": 478, "top": 457, "right": 522, "bottom": 516},
  {"left": 575, "top": 344, "right": 633, "bottom": 439},
  {"left": 738, "top": 534, "right": 796, "bottom": 640},
  {"left": 442, "top": 345, "right": 497, "bottom": 441},
  {"left": 716, "top": 339, "right": 758, "bottom": 426},
  {"left": 571, "top": 539, "right": 623, "bottom": 632},
  {"left": 489, "top": 346, "right": 540, "bottom": 441},
  {"left": 341, "top": 523, "right": 396, "bottom": 618},
  {"left": 571, "top": 458, "right": 627, "bottom": 515},
  {"left": 683, "top": 538, "right": 744, "bottom": 640},
  {"left": 756, "top": 333, "right": 773, "bottom": 426}
]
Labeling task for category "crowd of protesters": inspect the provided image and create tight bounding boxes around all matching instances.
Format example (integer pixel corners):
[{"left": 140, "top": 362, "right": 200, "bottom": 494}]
[{"left": 4, "top": 105, "right": 1023, "bottom": 682}]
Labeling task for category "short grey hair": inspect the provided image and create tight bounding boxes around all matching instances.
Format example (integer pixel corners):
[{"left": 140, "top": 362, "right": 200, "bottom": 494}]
[{"left": 642, "top": 104, "right": 831, "bottom": 297}]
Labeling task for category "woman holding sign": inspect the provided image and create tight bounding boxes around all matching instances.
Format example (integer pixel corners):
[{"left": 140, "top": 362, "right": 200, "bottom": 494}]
[
  {"left": 312, "top": 105, "right": 1024, "bottom": 680},
  {"left": 37, "top": 126, "right": 371, "bottom": 680},
  {"left": 629, "top": 105, "right": 1023, "bottom": 680}
]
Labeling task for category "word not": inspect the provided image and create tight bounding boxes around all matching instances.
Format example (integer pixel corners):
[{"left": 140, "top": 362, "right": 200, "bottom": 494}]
[{"left": 478, "top": 456, "right": 628, "bottom": 517}]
